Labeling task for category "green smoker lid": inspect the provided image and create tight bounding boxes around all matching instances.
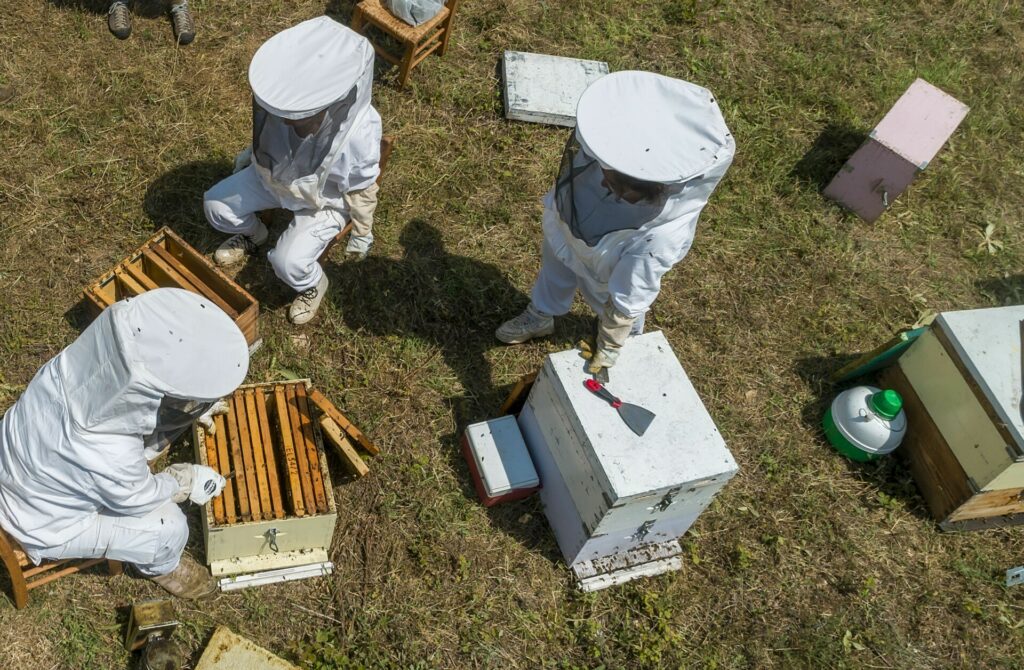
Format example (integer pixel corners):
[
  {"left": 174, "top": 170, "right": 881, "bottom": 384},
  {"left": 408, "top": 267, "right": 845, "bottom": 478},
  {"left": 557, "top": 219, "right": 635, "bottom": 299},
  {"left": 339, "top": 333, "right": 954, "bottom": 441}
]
[{"left": 869, "top": 389, "right": 903, "bottom": 419}]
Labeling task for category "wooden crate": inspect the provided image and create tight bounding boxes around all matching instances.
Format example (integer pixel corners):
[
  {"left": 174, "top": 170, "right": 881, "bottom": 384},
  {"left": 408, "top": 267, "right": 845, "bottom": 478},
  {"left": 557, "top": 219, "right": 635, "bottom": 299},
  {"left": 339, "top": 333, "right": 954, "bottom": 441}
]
[
  {"left": 83, "top": 227, "right": 260, "bottom": 349},
  {"left": 879, "top": 364, "right": 1024, "bottom": 531}
]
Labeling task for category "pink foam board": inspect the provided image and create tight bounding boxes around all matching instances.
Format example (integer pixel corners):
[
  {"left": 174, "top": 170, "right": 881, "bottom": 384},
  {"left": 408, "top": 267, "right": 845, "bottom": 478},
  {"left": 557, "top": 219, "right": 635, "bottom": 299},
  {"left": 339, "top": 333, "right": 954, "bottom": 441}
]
[{"left": 872, "top": 78, "right": 969, "bottom": 168}]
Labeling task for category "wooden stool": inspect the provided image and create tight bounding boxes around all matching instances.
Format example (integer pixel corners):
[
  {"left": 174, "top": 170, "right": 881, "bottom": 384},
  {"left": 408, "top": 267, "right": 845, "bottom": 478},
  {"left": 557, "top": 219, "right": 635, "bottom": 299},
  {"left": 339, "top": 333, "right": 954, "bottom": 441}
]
[
  {"left": 351, "top": 0, "right": 459, "bottom": 89},
  {"left": 0, "top": 527, "right": 123, "bottom": 609}
]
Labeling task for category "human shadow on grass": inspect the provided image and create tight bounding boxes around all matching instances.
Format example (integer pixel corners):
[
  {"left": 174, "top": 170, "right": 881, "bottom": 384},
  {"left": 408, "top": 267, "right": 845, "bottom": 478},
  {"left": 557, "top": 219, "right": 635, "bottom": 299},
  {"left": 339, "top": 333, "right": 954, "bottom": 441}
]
[
  {"left": 791, "top": 123, "right": 867, "bottom": 192},
  {"left": 794, "top": 354, "right": 933, "bottom": 522},
  {"left": 977, "top": 274, "right": 1024, "bottom": 307}
]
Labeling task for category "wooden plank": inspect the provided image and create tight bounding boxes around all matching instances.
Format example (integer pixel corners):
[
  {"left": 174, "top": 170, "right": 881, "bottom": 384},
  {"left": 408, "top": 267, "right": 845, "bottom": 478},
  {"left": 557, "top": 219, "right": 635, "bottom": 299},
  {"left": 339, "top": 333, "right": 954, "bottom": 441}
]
[
  {"left": 255, "top": 389, "right": 285, "bottom": 519},
  {"left": 295, "top": 385, "right": 327, "bottom": 513},
  {"left": 499, "top": 371, "right": 539, "bottom": 416},
  {"left": 123, "top": 261, "right": 160, "bottom": 291},
  {"left": 880, "top": 365, "right": 972, "bottom": 521},
  {"left": 286, "top": 385, "right": 317, "bottom": 515},
  {"left": 163, "top": 230, "right": 253, "bottom": 314},
  {"left": 233, "top": 391, "right": 262, "bottom": 522},
  {"left": 274, "top": 385, "right": 305, "bottom": 517},
  {"left": 225, "top": 402, "right": 251, "bottom": 521},
  {"left": 113, "top": 267, "right": 146, "bottom": 297},
  {"left": 320, "top": 416, "right": 370, "bottom": 477},
  {"left": 244, "top": 390, "right": 273, "bottom": 518},
  {"left": 204, "top": 420, "right": 226, "bottom": 526},
  {"left": 150, "top": 243, "right": 240, "bottom": 320},
  {"left": 947, "top": 486, "right": 1024, "bottom": 522},
  {"left": 142, "top": 247, "right": 202, "bottom": 293},
  {"left": 307, "top": 388, "right": 379, "bottom": 456},
  {"left": 214, "top": 415, "right": 236, "bottom": 524}
]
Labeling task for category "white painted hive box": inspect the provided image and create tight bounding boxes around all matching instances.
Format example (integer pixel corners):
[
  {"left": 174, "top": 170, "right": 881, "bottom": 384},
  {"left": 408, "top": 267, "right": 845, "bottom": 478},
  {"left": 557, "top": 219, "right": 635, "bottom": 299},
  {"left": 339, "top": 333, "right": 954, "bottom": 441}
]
[
  {"left": 519, "top": 331, "right": 737, "bottom": 567},
  {"left": 898, "top": 305, "right": 1024, "bottom": 491},
  {"left": 502, "top": 50, "right": 609, "bottom": 127}
]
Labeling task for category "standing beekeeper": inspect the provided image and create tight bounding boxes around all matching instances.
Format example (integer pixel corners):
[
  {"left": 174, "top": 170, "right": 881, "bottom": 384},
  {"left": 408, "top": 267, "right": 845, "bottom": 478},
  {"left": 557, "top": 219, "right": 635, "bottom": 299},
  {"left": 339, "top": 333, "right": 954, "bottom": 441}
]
[
  {"left": 204, "top": 16, "right": 382, "bottom": 325},
  {"left": 496, "top": 71, "right": 735, "bottom": 374},
  {"left": 0, "top": 288, "right": 248, "bottom": 599}
]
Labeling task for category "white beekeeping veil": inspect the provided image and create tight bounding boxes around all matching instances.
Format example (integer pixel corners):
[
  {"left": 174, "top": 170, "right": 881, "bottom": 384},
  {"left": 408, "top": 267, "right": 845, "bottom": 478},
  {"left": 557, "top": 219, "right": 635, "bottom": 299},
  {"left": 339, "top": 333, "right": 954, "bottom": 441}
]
[
  {"left": 248, "top": 16, "right": 375, "bottom": 209},
  {"left": 555, "top": 71, "right": 735, "bottom": 246},
  {"left": 58, "top": 288, "right": 249, "bottom": 438}
]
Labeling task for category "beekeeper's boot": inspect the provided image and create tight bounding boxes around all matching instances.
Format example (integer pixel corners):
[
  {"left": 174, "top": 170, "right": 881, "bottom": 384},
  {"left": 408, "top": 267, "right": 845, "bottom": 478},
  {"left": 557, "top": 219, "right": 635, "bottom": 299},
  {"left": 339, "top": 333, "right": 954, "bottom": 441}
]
[
  {"left": 107, "top": 0, "right": 132, "bottom": 40},
  {"left": 214, "top": 220, "right": 268, "bottom": 266},
  {"left": 150, "top": 554, "right": 217, "bottom": 600},
  {"left": 288, "top": 273, "right": 329, "bottom": 325},
  {"left": 495, "top": 304, "right": 554, "bottom": 344},
  {"left": 169, "top": 1, "right": 195, "bottom": 45}
]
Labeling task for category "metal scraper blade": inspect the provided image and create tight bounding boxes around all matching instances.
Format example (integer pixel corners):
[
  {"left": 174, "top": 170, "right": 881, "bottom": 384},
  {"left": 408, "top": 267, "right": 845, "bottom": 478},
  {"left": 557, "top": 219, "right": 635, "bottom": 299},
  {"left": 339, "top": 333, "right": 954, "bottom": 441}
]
[{"left": 617, "top": 402, "right": 655, "bottom": 437}]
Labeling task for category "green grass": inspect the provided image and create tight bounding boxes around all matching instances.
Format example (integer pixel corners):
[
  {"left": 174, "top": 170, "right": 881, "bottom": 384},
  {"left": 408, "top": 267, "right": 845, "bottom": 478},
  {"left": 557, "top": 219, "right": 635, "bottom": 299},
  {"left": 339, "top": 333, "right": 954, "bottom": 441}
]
[{"left": 0, "top": 0, "right": 1023, "bottom": 668}]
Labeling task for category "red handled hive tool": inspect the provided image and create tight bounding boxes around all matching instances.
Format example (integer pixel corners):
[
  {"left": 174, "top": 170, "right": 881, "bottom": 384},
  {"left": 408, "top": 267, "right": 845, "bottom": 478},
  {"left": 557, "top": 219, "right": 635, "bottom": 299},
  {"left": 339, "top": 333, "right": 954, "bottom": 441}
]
[{"left": 584, "top": 378, "right": 656, "bottom": 437}]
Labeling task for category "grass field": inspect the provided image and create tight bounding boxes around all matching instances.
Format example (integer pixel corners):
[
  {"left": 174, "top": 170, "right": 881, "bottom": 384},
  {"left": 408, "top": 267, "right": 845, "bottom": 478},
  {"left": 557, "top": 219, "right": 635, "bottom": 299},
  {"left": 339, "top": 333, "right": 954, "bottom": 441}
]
[{"left": 1, "top": 0, "right": 1023, "bottom": 667}]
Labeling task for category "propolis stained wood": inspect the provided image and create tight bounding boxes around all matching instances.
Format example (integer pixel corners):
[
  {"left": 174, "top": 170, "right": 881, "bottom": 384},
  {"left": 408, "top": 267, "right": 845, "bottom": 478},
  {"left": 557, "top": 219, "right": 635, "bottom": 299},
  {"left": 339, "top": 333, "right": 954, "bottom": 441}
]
[{"left": 83, "top": 226, "right": 261, "bottom": 349}]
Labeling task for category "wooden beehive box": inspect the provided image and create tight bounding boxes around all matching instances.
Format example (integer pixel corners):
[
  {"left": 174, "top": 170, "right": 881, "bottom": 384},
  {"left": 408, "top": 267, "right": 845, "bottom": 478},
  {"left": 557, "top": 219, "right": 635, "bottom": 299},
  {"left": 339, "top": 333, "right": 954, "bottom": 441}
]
[
  {"left": 83, "top": 227, "right": 261, "bottom": 350},
  {"left": 879, "top": 306, "right": 1024, "bottom": 530},
  {"left": 194, "top": 380, "right": 337, "bottom": 576},
  {"left": 824, "top": 78, "right": 969, "bottom": 222}
]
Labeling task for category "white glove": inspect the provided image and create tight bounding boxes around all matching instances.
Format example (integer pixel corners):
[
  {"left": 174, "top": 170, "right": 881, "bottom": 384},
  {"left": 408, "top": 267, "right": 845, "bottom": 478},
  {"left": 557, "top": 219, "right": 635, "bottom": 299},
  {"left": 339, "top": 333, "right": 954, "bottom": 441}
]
[
  {"left": 233, "top": 146, "right": 253, "bottom": 173},
  {"left": 164, "top": 464, "right": 225, "bottom": 505},
  {"left": 188, "top": 465, "right": 226, "bottom": 505},
  {"left": 197, "top": 400, "right": 230, "bottom": 435}
]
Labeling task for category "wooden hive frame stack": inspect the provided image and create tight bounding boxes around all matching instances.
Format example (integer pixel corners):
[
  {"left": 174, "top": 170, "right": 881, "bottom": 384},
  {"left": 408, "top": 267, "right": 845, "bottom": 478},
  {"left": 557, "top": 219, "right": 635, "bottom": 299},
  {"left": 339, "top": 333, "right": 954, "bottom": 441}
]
[{"left": 83, "top": 226, "right": 261, "bottom": 349}]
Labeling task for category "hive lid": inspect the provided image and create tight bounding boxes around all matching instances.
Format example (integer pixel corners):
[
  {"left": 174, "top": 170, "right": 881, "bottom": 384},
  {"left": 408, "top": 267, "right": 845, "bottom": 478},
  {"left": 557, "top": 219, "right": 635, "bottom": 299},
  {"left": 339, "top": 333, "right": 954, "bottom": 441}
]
[
  {"left": 542, "top": 331, "right": 737, "bottom": 501},
  {"left": 936, "top": 305, "right": 1024, "bottom": 450},
  {"left": 872, "top": 78, "right": 969, "bottom": 169},
  {"left": 465, "top": 416, "right": 539, "bottom": 495}
]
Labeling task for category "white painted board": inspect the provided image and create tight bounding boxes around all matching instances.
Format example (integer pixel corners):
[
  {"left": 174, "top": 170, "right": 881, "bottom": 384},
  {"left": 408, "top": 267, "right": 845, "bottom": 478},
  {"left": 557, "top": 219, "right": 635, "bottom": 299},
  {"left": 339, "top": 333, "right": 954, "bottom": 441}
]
[
  {"left": 465, "top": 415, "right": 539, "bottom": 496},
  {"left": 937, "top": 306, "right": 1024, "bottom": 453},
  {"left": 502, "top": 50, "right": 609, "bottom": 127}
]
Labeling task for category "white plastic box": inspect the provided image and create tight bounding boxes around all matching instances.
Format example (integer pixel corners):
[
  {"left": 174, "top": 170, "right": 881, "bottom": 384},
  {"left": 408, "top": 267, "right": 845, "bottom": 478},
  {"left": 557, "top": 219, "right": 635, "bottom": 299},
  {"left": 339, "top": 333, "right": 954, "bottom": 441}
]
[{"left": 517, "top": 331, "right": 738, "bottom": 589}]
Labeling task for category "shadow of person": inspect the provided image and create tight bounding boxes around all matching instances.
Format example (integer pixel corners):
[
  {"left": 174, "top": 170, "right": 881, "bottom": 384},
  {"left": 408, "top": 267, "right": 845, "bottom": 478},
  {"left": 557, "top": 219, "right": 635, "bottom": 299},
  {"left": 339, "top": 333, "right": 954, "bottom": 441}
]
[
  {"left": 143, "top": 159, "right": 231, "bottom": 243},
  {"left": 977, "top": 273, "right": 1024, "bottom": 307},
  {"left": 791, "top": 123, "right": 868, "bottom": 193},
  {"left": 328, "top": 219, "right": 527, "bottom": 413}
]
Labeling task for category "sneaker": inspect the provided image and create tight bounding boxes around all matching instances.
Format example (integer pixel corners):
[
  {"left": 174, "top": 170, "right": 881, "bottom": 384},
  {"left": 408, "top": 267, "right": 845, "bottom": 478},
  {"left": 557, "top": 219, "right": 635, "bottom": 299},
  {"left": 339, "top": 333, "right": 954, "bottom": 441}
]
[
  {"left": 495, "top": 304, "right": 554, "bottom": 344},
  {"left": 150, "top": 555, "right": 217, "bottom": 599},
  {"left": 213, "top": 220, "right": 268, "bottom": 266},
  {"left": 107, "top": 0, "right": 132, "bottom": 40},
  {"left": 170, "top": 1, "right": 195, "bottom": 45},
  {"left": 288, "top": 273, "right": 329, "bottom": 325}
]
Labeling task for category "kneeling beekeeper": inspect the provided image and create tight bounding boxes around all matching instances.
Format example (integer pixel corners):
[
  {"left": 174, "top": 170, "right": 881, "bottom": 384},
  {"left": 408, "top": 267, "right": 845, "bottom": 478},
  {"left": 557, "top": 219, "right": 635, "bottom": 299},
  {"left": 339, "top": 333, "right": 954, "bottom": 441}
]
[
  {"left": 0, "top": 288, "right": 247, "bottom": 599},
  {"left": 204, "top": 16, "right": 382, "bottom": 325},
  {"left": 496, "top": 71, "right": 735, "bottom": 374}
]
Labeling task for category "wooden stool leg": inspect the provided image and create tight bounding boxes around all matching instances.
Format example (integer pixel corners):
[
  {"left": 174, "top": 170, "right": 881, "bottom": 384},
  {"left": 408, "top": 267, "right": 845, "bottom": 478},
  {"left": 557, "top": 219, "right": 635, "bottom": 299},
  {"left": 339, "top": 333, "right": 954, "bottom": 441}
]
[
  {"left": 351, "top": 6, "right": 364, "bottom": 34},
  {"left": 397, "top": 42, "right": 416, "bottom": 89},
  {"left": 439, "top": 16, "right": 455, "bottom": 56},
  {"left": 108, "top": 560, "right": 124, "bottom": 577},
  {"left": 0, "top": 541, "right": 29, "bottom": 609}
]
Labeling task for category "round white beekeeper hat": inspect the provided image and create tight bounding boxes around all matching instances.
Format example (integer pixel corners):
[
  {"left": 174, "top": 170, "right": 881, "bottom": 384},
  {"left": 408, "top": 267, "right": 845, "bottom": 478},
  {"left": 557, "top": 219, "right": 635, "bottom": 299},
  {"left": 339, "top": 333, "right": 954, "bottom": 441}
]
[
  {"left": 575, "top": 71, "right": 732, "bottom": 185},
  {"left": 248, "top": 16, "right": 374, "bottom": 120}
]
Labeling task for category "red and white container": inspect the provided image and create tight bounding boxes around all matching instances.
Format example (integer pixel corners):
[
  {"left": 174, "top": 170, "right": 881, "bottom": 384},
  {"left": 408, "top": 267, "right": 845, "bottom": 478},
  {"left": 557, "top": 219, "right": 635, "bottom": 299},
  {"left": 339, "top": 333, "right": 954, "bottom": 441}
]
[{"left": 461, "top": 416, "right": 540, "bottom": 507}]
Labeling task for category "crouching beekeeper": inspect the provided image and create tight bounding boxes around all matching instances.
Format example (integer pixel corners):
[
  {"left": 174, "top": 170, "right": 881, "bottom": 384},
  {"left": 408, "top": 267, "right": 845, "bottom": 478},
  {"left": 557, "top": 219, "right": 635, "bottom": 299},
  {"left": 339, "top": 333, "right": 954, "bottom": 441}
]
[
  {"left": 204, "top": 16, "right": 382, "bottom": 325},
  {"left": 496, "top": 71, "right": 735, "bottom": 374},
  {"left": 0, "top": 288, "right": 248, "bottom": 599}
]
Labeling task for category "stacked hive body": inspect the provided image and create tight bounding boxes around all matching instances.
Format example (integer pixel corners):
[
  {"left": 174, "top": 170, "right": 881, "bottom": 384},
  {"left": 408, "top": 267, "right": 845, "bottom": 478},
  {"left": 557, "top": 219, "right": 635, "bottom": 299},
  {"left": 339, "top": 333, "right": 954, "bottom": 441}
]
[
  {"left": 194, "top": 380, "right": 337, "bottom": 576},
  {"left": 880, "top": 306, "right": 1024, "bottom": 530},
  {"left": 83, "top": 227, "right": 260, "bottom": 350},
  {"left": 516, "top": 331, "right": 738, "bottom": 591}
]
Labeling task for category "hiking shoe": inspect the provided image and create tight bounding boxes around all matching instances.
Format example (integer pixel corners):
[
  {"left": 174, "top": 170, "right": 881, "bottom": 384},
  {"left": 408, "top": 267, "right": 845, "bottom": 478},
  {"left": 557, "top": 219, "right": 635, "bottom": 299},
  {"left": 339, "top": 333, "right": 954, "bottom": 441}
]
[
  {"left": 495, "top": 304, "right": 555, "bottom": 344},
  {"left": 170, "top": 1, "right": 195, "bottom": 45},
  {"left": 288, "top": 273, "right": 329, "bottom": 325},
  {"left": 107, "top": 0, "right": 132, "bottom": 40},
  {"left": 151, "top": 555, "right": 217, "bottom": 600},
  {"left": 213, "top": 220, "right": 268, "bottom": 266}
]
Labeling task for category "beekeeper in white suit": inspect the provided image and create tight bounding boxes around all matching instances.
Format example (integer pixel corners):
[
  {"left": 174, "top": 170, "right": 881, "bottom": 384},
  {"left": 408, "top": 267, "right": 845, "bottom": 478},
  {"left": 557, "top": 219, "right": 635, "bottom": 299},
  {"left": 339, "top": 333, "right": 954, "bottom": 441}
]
[
  {"left": 0, "top": 288, "right": 248, "bottom": 599},
  {"left": 204, "top": 16, "right": 382, "bottom": 325},
  {"left": 496, "top": 71, "right": 735, "bottom": 373}
]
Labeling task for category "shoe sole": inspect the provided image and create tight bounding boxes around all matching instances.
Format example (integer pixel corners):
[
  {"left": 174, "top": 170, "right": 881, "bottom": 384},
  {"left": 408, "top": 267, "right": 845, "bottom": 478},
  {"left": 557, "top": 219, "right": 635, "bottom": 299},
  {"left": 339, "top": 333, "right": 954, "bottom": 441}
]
[{"left": 495, "top": 325, "right": 554, "bottom": 345}]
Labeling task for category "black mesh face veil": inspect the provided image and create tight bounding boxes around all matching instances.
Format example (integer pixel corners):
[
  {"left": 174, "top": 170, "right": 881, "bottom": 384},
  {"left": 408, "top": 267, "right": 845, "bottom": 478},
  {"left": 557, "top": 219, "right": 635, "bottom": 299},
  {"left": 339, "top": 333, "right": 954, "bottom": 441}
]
[
  {"left": 251, "top": 85, "right": 358, "bottom": 185},
  {"left": 148, "top": 396, "right": 214, "bottom": 449},
  {"left": 553, "top": 132, "right": 667, "bottom": 247}
]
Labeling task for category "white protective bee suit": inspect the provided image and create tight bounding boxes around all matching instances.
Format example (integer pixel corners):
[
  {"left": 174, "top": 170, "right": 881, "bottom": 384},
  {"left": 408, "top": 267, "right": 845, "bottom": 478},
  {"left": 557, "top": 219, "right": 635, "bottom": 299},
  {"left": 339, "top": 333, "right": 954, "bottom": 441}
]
[
  {"left": 204, "top": 16, "right": 382, "bottom": 290},
  {"left": 530, "top": 71, "right": 735, "bottom": 367},
  {"left": 0, "top": 289, "right": 248, "bottom": 576}
]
